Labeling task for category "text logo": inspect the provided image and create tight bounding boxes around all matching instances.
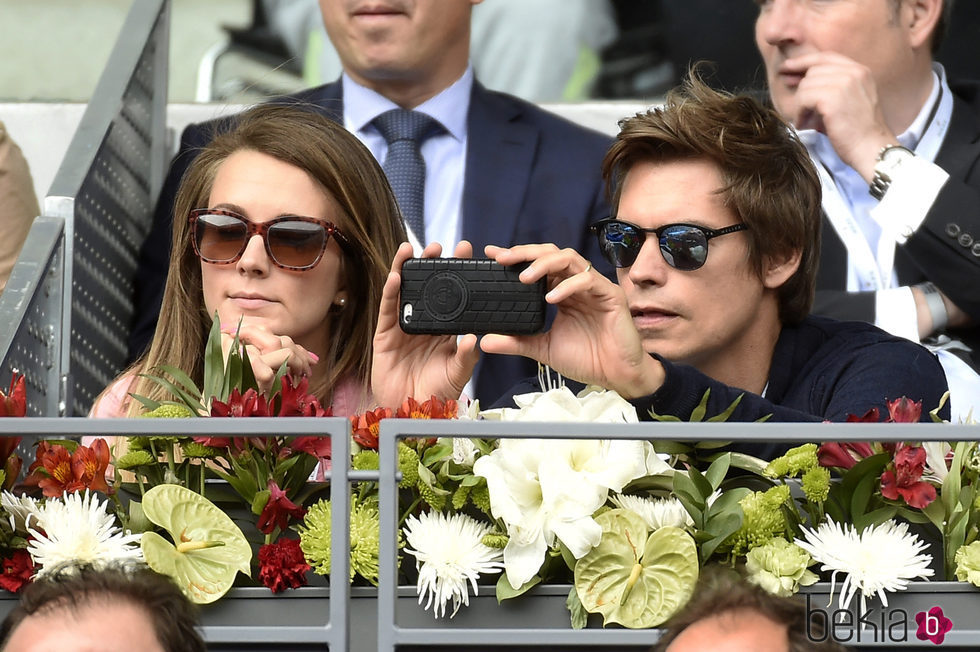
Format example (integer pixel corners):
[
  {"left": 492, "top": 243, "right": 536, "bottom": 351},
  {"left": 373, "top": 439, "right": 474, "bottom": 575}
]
[{"left": 915, "top": 606, "right": 953, "bottom": 645}]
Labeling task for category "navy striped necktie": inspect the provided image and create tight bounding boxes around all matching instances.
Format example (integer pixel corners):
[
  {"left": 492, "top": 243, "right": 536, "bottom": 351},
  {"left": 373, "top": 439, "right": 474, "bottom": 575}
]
[{"left": 372, "top": 109, "right": 445, "bottom": 242}]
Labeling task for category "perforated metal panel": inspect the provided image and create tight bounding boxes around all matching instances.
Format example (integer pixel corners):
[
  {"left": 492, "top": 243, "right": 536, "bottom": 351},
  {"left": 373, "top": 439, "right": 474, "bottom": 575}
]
[
  {"left": 0, "top": 217, "right": 65, "bottom": 417},
  {"left": 45, "top": 0, "right": 169, "bottom": 415}
]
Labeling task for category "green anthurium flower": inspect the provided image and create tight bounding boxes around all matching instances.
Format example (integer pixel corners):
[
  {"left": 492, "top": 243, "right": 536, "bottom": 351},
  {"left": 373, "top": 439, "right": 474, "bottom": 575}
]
[
  {"left": 140, "top": 484, "right": 252, "bottom": 604},
  {"left": 574, "top": 509, "right": 698, "bottom": 628}
]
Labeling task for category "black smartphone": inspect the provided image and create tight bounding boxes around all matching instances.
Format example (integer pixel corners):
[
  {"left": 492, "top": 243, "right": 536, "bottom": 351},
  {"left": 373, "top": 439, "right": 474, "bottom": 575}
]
[{"left": 399, "top": 258, "right": 546, "bottom": 335}]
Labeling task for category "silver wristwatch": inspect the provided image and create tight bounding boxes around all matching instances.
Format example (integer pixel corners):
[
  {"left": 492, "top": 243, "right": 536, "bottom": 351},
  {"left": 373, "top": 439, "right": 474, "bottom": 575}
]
[{"left": 868, "top": 144, "right": 915, "bottom": 200}]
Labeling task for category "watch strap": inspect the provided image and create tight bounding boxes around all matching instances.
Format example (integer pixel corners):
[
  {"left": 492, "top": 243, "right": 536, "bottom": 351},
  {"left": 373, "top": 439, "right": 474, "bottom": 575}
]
[
  {"left": 869, "top": 144, "right": 914, "bottom": 201},
  {"left": 917, "top": 281, "right": 948, "bottom": 333}
]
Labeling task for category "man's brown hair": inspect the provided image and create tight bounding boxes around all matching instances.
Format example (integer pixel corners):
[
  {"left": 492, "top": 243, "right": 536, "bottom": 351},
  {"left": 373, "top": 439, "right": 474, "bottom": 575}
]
[
  {"left": 0, "top": 563, "right": 205, "bottom": 652},
  {"left": 652, "top": 567, "right": 850, "bottom": 651},
  {"left": 602, "top": 70, "right": 822, "bottom": 325}
]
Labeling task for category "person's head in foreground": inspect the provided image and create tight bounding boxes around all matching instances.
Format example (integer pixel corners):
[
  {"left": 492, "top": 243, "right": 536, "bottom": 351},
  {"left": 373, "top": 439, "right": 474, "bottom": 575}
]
[
  {"left": 596, "top": 69, "right": 821, "bottom": 388},
  {"left": 652, "top": 569, "right": 850, "bottom": 652},
  {"left": 0, "top": 562, "right": 205, "bottom": 652},
  {"left": 122, "top": 103, "right": 406, "bottom": 415}
]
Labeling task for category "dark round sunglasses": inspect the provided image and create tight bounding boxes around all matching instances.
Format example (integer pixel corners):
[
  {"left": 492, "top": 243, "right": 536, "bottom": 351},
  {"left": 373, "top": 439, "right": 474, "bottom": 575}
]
[
  {"left": 188, "top": 209, "right": 350, "bottom": 271},
  {"left": 590, "top": 218, "right": 749, "bottom": 270}
]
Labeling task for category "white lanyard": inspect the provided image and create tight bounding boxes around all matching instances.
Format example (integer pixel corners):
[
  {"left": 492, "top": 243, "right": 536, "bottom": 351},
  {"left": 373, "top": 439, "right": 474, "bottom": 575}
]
[{"left": 814, "top": 72, "right": 954, "bottom": 291}]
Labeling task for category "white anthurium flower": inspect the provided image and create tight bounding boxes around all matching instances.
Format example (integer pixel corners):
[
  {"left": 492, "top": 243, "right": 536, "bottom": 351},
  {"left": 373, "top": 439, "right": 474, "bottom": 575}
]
[
  {"left": 474, "top": 437, "right": 657, "bottom": 590},
  {"left": 921, "top": 441, "right": 950, "bottom": 483}
]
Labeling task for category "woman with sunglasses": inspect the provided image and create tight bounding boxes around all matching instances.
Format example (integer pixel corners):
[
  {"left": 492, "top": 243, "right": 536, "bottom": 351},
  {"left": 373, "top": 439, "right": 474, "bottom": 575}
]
[{"left": 92, "top": 103, "right": 406, "bottom": 417}]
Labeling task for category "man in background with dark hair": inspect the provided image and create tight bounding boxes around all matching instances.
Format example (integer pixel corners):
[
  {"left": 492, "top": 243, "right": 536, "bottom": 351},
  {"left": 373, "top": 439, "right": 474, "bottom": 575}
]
[
  {"left": 755, "top": 0, "right": 980, "bottom": 420},
  {"left": 0, "top": 563, "right": 205, "bottom": 652}
]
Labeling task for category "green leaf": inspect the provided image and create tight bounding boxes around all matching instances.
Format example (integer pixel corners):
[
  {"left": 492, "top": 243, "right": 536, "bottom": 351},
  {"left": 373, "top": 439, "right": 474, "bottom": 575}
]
[
  {"left": 849, "top": 471, "right": 879, "bottom": 521},
  {"left": 853, "top": 505, "right": 897, "bottom": 532},
  {"left": 496, "top": 573, "right": 541, "bottom": 602},
  {"left": 672, "top": 472, "right": 705, "bottom": 508},
  {"left": 704, "top": 454, "right": 731, "bottom": 491},
  {"left": 687, "top": 466, "right": 713, "bottom": 500},
  {"left": 689, "top": 390, "right": 711, "bottom": 422},
  {"left": 700, "top": 511, "right": 743, "bottom": 561},
  {"left": 140, "top": 484, "right": 252, "bottom": 604},
  {"left": 706, "top": 393, "right": 744, "bottom": 422},
  {"left": 574, "top": 513, "right": 698, "bottom": 629},
  {"left": 567, "top": 586, "right": 588, "bottom": 630},
  {"left": 251, "top": 489, "right": 270, "bottom": 516}
]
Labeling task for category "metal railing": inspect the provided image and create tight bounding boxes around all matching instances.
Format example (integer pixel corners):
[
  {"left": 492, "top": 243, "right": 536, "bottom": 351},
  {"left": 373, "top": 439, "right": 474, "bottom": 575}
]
[{"left": 0, "top": 0, "right": 169, "bottom": 416}]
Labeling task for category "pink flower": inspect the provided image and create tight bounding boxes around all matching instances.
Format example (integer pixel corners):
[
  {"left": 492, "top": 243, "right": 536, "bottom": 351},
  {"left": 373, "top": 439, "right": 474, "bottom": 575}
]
[
  {"left": 258, "top": 537, "right": 310, "bottom": 593},
  {"left": 880, "top": 444, "right": 937, "bottom": 509},
  {"left": 257, "top": 480, "right": 306, "bottom": 534}
]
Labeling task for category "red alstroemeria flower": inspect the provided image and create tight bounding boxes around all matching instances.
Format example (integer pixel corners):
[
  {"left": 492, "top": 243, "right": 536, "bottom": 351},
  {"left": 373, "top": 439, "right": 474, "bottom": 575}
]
[
  {"left": 880, "top": 443, "right": 937, "bottom": 509},
  {"left": 192, "top": 436, "right": 233, "bottom": 449},
  {"left": 350, "top": 407, "right": 392, "bottom": 451},
  {"left": 845, "top": 408, "right": 881, "bottom": 423},
  {"left": 291, "top": 437, "right": 332, "bottom": 459},
  {"left": 817, "top": 441, "right": 874, "bottom": 470},
  {"left": 211, "top": 388, "right": 270, "bottom": 417},
  {"left": 257, "top": 480, "right": 307, "bottom": 534},
  {"left": 887, "top": 397, "right": 922, "bottom": 423},
  {"left": 0, "top": 436, "right": 23, "bottom": 491},
  {"left": 0, "top": 373, "right": 26, "bottom": 417},
  {"left": 0, "top": 550, "right": 34, "bottom": 593},
  {"left": 26, "top": 439, "right": 110, "bottom": 497},
  {"left": 258, "top": 537, "right": 310, "bottom": 593},
  {"left": 277, "top": 375, "right": 329, "bottom": 417}
]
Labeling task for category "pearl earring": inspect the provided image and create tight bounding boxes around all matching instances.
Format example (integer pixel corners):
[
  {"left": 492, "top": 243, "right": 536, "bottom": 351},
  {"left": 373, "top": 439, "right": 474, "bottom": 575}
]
[{"left": 336, "top": 296, "right": 347, "bottom": 307}]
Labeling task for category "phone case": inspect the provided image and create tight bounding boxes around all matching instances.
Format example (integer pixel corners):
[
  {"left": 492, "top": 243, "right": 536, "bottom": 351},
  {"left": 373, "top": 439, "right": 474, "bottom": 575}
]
[{"left": 399, "top": 258, "right": 546, "bottom": 335}]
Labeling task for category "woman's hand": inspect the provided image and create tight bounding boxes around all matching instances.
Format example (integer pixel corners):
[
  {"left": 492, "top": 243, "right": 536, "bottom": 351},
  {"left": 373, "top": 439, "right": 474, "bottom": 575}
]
[
  {"left": 220, "top": 323, "right": 317, "bottom": 395},
  {"left": 480, "top": 244, "right": 665, "bottom": 399},
  {"left": 371, "top": 241, "right": 480, "bottom": 408}
]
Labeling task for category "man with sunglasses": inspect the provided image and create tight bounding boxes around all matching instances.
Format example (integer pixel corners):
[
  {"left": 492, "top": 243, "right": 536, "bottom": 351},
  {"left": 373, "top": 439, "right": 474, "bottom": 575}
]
[
  {"left": 378, "top": 75, "right": 950, "bottom": 432},
  {"left": 129, "top": 0, "right": 613, "bottom": 407},
  {"left": 754, "top": 0, "right": 980, "bottom": 421}
]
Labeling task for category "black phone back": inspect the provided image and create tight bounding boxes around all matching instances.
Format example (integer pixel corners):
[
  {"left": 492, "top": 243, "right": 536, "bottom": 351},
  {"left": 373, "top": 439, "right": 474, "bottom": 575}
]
[{"left": 399, "top": 258, "right": 546, "bottom": 335}]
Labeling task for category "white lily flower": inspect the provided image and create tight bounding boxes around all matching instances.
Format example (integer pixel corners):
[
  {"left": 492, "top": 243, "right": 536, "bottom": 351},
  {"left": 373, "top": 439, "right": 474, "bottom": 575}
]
[
  {"left": 474, "top": 437, "right": 656, "bottom": 590},
  {"left": 479, "top": 384, "right": 639, "bottom": 423},
  {"left": 921, "top": 441, "right": 950, "bottom": 483}
]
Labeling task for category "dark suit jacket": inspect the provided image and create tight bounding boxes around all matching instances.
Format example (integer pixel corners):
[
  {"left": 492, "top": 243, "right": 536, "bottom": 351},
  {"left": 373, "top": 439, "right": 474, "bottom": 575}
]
[
  {"left": 813, "top": 82, "right": 980, "bottom": 367},
  {"left": 129, "top": 80, "right": 615, "bottom": 406}
]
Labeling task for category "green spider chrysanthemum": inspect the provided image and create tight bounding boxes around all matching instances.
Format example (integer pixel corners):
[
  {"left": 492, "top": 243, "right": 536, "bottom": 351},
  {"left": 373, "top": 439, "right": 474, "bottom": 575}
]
[
  {"left": 114, "top": 450, "right": 157, "bottom": 470},
  {"left": 763, "top": 443, "right": 818, "bottom": 479},
  {"left": 801, "top": 465, "right": 831, "bottom": 503},
  {"left": 298, "top": 498, "right": 381, "bottom": 585}
]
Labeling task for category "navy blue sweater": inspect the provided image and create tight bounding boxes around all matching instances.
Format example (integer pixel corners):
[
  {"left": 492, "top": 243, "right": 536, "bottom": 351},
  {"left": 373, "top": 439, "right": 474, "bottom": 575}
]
[{"left": 497, "top": 316, "right": 950, "bottom": 424}]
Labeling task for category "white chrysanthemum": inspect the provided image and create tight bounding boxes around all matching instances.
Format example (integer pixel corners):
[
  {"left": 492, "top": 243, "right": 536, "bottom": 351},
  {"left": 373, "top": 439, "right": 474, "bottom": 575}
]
[
  {"left": 795, "top": 519, "right": 933, "bottom": 614},
  {"left": 26, "top": 490, "right": 143, "bottom": 575},
  {"left": 611, "top": 493, "right": 693, "bottom": 530},
  {"left": 403, "top": 511, "right": 504, "bottom": 618},
  {"left": 1, "top": 491, "right": 42, "bottom": 534}
]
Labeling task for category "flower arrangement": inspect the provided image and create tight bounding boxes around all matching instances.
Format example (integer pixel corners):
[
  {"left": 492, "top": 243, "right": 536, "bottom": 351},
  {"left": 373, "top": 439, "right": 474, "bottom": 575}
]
[{"left": 0, "top": 344, "right": 978, "bottom": 635}]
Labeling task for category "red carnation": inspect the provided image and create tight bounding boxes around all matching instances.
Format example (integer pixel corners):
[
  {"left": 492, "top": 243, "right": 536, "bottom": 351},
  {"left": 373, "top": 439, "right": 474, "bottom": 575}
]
[
  {"left": 0, "top": 550, "right": 34, "bottom": 593},
  {"left": 258, "top": 537, "right": 310, "bottom": 593}
]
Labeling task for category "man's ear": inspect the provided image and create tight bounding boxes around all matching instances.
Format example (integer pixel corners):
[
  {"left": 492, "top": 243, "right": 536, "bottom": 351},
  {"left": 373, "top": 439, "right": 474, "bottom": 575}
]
[
  {"left": 762, "top": 249, "right": 801, "bottom": 289},
  {"left": 903, "top": 0, "right": 943, "bottom": 50}
]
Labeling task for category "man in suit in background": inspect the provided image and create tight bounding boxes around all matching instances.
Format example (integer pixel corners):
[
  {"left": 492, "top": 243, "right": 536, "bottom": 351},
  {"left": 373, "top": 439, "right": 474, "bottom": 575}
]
[
  {"left": 130, "top": 0, "right": 613, "bottom": 406},
  {"left": 755, "top": 0, "right": 980, "bottom": 420}
]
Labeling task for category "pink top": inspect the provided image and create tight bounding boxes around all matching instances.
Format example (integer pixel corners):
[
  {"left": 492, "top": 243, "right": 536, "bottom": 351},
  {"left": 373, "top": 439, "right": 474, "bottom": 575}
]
[{"left": 88, "top": 374, "right": 369, "bottom": 418}]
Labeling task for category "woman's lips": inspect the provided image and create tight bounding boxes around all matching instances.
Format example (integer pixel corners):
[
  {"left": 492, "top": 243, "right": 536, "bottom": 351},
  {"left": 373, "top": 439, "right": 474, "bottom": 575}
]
[{"left": 231, "top": 296, "right": 274, "bottom": 310}]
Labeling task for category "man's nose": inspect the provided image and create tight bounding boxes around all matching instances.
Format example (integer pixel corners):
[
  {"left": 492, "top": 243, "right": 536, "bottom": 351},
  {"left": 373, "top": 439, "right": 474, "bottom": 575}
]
[
  {"left": 757, "top": 0, "right": 804, "bottom": 47},
  {"left": 626, "top": 237, "right": 670, "bottom": 287}
]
